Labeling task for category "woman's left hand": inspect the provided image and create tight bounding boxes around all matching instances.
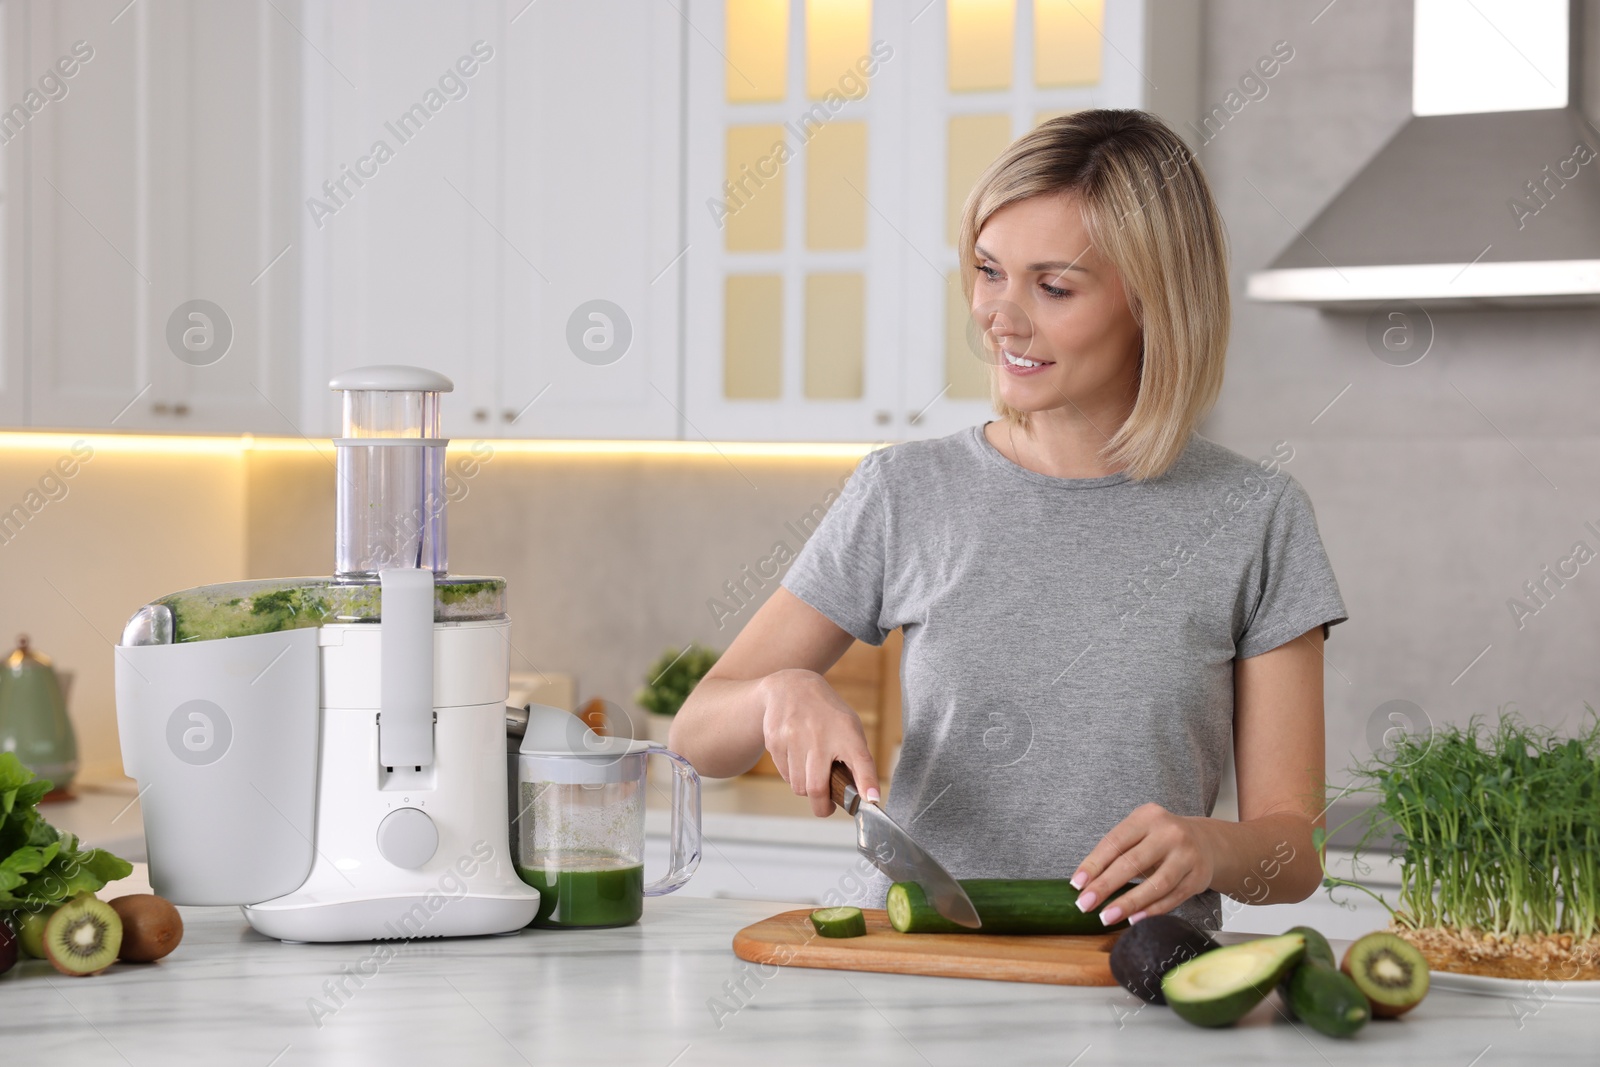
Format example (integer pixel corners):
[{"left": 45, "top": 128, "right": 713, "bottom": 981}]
[{"left": 1070, "top": 803, "right": 1216, "bottom": 925}]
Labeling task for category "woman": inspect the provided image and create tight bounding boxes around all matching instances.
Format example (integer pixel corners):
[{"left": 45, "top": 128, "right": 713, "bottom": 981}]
[{"left": 670, "top": 109, "right": 1346, "bottom": 930}]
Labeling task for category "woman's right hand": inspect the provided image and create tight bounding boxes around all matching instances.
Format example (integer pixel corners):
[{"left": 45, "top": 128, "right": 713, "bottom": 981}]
[{"left": 760, "top": 667, "right": 881, "bottom": 818}]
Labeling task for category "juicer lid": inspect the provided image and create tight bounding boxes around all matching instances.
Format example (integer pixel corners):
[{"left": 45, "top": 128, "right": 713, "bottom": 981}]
[
  {"left": 329, "top": 365, "right": 454, "bottom": 393},
  {"left": 515, "top": 703, "right": 651, "bottom": 758}
]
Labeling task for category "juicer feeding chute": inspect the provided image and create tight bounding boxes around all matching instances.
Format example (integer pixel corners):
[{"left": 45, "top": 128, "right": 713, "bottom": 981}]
[{"left": 330, "top": 364, "right": 454, "bottom": 576}]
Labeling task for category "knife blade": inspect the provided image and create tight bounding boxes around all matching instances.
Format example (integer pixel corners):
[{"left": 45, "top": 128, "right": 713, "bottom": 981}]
[{"left": 829, "top": 762, "right": 982, "bottom": 929}]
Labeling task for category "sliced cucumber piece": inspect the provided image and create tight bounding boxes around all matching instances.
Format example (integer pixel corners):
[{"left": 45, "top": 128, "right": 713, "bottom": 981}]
[{"left": 810, "top": 906, "right": 867, "bottom": 938}]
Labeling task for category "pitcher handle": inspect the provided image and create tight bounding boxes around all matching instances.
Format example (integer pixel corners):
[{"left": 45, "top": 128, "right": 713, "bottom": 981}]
[{"left": 643, "top": 744, "right": 702, "bottom": 897}]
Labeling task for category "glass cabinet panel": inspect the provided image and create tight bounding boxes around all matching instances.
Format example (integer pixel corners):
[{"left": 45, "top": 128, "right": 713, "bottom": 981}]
[
  {"left": 726, "top": 0, "right": 789, "bottom": 102},
  {"left": 806, "top": 0, "right": 873, "bottom": 98},
  {"left": 1034, "top": 0, "right": 1103, "bottom": 87},
  {"left": 804, "top": 272, "right": 865, "bottom": 399},
  {"left": 724, "top": 274, "right": 784, "bottom": 399},
  {"left": 725, "top": 125, "right": 788, "bottom": 251},
  {"left": 947, "top": 0, "right": 1015, "bottom": 91},
  {"left": 806, "top": 120, "right": 869, "bottom": 249},
  {"left": 945, "top": 114, "right": 1013, "bottom": 245}
]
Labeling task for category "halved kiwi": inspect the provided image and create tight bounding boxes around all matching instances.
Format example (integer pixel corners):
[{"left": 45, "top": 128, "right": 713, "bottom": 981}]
[
  {"left": 43, "top": 895, "right": 123, "bottom": 977},
  {"left": 1341, "top": 931, "right": 1430, "bottom": 1017},
  {"left": 109, "top": 895, "right": 183, "bottom": 962}
]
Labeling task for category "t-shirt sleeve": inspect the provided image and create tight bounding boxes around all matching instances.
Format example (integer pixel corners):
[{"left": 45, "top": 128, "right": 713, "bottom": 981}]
[
  {"left": 781, "top": 450, "right": 891, "bottom": 646},
  {"left": 1236, "top": 474, "right": 1348, "bottom": 659}
]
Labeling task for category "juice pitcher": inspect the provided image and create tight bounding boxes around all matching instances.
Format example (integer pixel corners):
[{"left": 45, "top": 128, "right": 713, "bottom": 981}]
[{"left": 508, "top": 705, "right": 700, "bottom": 927}]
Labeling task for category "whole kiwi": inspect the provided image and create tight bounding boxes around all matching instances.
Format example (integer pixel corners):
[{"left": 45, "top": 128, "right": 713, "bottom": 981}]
[{"left": 109, "top": 894, "right": 184, "bottom": 963}]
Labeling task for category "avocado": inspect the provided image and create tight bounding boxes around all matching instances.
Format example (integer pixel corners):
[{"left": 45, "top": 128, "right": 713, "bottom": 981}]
[
  {"left": 1162, "top": 932, "right": 1306, "bottom": 1028},
  {"left": 1109, "top": 914, "right": 1218, "bottom": 1004}
]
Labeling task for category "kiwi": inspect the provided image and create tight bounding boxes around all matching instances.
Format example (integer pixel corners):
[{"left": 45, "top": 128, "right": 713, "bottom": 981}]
[
  {"left": 16, "top": 906, "right": 55, "bottom": 959},
  {"left": 109, "top": 895, "right": 184, "bottom": 963},
  {"left": 1341, "top": 931, "right": 1430, "bottom": 1018},
  {"left": 43, "top": 895, "right": 123, "bottom": 977}
]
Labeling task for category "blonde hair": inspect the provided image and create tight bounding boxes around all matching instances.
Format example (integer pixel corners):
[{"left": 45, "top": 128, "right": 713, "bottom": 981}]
[{"left": 957, "top": 109, "right": 1230, "bottom": 481}]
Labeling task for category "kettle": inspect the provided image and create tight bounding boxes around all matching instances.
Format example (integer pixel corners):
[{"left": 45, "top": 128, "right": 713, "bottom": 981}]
[{"left": 0, "top": 635, "right": 79, "bottom": 795}]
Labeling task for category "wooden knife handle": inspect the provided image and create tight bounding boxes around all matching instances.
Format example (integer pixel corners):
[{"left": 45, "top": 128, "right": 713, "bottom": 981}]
[{"left": 830, "top": 761, "right": 861, "bottom": 816}]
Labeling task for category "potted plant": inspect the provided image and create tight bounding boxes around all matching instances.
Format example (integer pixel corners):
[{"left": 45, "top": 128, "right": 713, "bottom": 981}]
[
  {"left": 1322, "top": 709, "right": 1600, "bottom": 984},
  {"left": 636, "top": 643, "right": 720, "bottom": 747}
]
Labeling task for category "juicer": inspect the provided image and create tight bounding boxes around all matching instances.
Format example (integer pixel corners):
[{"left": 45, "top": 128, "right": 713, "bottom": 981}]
[{"left": 114, "top": 366, "right": 540, "bottom": 942}]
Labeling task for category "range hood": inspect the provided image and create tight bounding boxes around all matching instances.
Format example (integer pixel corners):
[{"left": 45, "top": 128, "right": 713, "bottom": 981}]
[{"left": 1248, "top": 0, "right": 1600, "bottom": 309}]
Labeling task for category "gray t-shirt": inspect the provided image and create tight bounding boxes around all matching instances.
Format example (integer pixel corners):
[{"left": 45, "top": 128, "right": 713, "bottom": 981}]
[{"left": 781, "top": 424, "right": 1347, "bottom": 930}]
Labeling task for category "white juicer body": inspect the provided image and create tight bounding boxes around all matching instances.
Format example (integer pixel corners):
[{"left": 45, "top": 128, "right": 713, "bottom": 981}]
[{"left": 242, "top": 616, "right": 539, "bottom": 941}]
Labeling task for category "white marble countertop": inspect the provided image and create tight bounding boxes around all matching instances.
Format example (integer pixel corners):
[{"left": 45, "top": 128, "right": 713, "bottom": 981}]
[{"left": 3, "top": 882, "right": 1593, "bottom": 1066}]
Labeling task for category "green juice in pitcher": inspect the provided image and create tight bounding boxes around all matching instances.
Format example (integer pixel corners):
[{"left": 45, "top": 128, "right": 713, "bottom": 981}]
[{"left": 517, "top": 852, "right": 645, "bottom": 928}]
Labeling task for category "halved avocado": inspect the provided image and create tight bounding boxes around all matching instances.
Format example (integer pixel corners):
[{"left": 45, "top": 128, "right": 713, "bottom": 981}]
[{"left": 1162, "top": 933, "right": 1306, "bottom": 1028}]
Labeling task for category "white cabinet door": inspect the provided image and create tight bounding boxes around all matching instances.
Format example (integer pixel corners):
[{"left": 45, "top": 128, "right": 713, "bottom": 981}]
[
  {"left": 23, "top": 1, "right": 144, "bottom": 431},
  {"left": 0, "top": 0, "right": 25, "bottom": 428},
  {"left": 496, "top": 0, "right": 682, "bottom": 441},
  {"left": 24, "top": 0, "right": 300, "bottom": 434},
  {"left": 300, "top": 0, "right": 679, "bottom": 442},
  {"left": 297, "top": 0, "right": 501, "bottom": 441}
]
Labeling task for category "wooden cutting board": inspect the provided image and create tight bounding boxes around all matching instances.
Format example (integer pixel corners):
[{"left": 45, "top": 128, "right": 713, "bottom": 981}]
[{"left": 732, "top": 908, "right": 1122, "bottom": 985}]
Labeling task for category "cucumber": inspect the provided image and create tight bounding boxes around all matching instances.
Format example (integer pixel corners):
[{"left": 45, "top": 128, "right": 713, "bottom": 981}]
[
  {"left": 1287, "top": 959, "right": 1371, "bottom": 1038},
  {"left": 1277, "top": 925, "right": 1336, "bottom": 1015},
  {"left": 809, "top": 907, "right": 867, "bottom": 938},
  {"left": 1288, "top": 924, "right": 1336, "bottom": 967},
  {"left": 885, "top": 879, "right": 1133, "bottom": 935},
  {"left": 1162, "top": 933, "right": 1306, "bottom": 1028}
]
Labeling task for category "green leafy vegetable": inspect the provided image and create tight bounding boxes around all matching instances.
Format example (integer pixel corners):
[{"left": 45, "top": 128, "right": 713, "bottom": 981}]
[{"left": 0, "top": 753, "right": 133, "bottom": 916}]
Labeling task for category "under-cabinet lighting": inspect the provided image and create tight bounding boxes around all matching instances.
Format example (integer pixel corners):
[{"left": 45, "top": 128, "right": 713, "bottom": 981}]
[{"left": 0, "top": 431, "right": 885, "bottom": 461}]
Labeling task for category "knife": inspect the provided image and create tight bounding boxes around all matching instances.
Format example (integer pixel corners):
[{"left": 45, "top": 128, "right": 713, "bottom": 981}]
[{"left": 829, "top": 762, "right": 982, "bottom": 929}]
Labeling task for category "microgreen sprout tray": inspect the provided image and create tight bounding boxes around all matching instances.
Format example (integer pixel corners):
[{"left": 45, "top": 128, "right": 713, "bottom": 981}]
[{"left": 1324, "top": 710, "right": 1600, "bottom": 981}]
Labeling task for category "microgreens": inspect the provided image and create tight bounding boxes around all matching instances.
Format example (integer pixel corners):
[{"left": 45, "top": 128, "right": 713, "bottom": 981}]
[{"left": 1319, "top": 709, "right": 1599, "bottom": 941}]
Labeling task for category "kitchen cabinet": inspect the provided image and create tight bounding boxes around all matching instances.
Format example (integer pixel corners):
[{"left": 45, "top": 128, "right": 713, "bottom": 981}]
[
  {"left": 15, "top": 0, "right": 300, "bottom": 434},
  {"left": 295, "top": 0, "right": 503, "bottom": 441},
  {"left": 0, "top": 9, "right": 20, "bottom": 430},
  {"left": 493, "top": 0, "right": 683, "bottom": 441},
  {"left": 6, "top": 0, "right": 679, "bottom": 441},
  {"left": 5, "top": 1, "right": 1194, "bottom": 444},
  {"left": 300, "top": 0, "right": 682, "bottom": 442},
  {"left": 682, "top": 0, "right": 1200, "bottom": 442}
]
